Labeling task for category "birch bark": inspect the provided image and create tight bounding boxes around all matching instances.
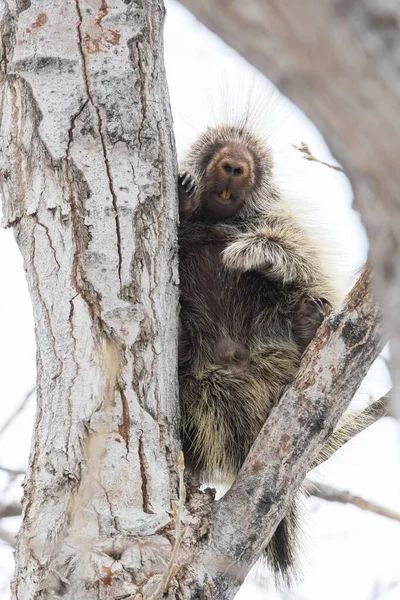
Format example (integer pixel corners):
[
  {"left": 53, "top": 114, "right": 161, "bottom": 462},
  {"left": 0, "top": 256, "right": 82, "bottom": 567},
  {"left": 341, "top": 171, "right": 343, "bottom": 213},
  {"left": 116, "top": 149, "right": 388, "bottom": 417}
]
[{"left": 0, "top": 1, "right": 181, "bottom": 597}]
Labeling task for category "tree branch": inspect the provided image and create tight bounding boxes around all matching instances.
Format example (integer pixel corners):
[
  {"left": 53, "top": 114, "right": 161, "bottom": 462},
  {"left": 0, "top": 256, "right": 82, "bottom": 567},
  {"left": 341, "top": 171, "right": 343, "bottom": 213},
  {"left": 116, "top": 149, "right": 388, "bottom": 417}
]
[
  {"left": 0, "top": 502, "right": 22, "bottom": 519},
  {"left": 294, "top": 142, "right": 345, "bottom": 174},
  {"left": 0, "top": 466, "right": 26, "bottom": 477},
  {"left": 306, "top": 480, "right": 400, "bottom": 523},
  {"left": 202, "top": 267, "right": 383, "bottom": 599},
  {"left": 0, "top": 386, "right": 35, "bottom": 439},
  {"left": 177, "top": 0, "right": 400, "bottom": 414},
  {"left": 0, "top": 527, "right": 16, "bottom": 548},
  {"left": 312, "top": 392, "right": 390, "bottom": 468}
]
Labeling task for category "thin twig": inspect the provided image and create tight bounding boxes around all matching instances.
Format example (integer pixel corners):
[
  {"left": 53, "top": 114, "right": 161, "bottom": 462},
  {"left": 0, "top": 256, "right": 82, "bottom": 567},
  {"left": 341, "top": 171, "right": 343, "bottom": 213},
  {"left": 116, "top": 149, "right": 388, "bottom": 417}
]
[
  {"left": 0, "top": 502, "right": 22, "bottom": 519},
  {"left": 294, "top": 142, "right": 345, "bottom": 173},
  {"left": 313, "top": 393, "right": 390, "bottom": 468},
  {"left": 370, "top": 579, "right": 400, "bottom": 600},
  {"left": 0, "top": 465, "right": 26, "bottom": 477},
  {"left": 147, "top": 452, "right": 187, "bottom": 600},
  {"left": 0, "top": 385, "right": 35, "bottom": 438},
  {"left": 305, "top": 480, "right": 400, "bottom": 522},
  {"left": 0, "top": 527, "right": 16, "bottom": 548}
]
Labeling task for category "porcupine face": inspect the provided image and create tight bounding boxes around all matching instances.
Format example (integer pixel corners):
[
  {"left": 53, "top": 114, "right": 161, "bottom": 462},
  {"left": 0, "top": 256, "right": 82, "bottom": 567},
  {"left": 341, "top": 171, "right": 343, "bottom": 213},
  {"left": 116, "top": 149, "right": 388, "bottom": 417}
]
[
  {"left": 202, "top": 141, "right": 255, "bottom": 220},
  {"left": 187, "top": 125, "right": 273, "bottom": 221}
]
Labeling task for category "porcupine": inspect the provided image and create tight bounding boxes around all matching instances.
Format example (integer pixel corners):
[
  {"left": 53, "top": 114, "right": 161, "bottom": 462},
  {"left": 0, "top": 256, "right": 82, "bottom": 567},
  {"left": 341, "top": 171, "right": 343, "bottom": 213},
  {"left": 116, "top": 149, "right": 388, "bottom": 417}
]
[{"left": 177, "top": 107, "right": 346, "bottom": 584}]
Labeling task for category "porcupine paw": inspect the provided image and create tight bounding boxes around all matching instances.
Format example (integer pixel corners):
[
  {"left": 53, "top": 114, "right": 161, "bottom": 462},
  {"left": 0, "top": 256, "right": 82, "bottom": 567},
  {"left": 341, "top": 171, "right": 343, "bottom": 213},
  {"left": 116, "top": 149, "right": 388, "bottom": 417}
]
[
  {"left": 221, "top": 234, "right": 262, "bottom": 273},
  {"left": 292, "top": 295, "right": 332, "bottom": 351},
  {"left": 178, "top": 170, "right": 198, "bottom": 219}
]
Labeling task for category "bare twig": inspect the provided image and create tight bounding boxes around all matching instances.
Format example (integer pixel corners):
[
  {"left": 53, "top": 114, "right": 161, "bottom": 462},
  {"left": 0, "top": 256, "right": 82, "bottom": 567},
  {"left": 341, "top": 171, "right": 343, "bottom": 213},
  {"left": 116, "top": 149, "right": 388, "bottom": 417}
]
[
  {"left": 370, "top": 579, "right": 400, "bottom": 600},
  {"left": 0, "top": 502, "right": 22, "bottom": 519},
  {"left": 0, "top": 385, "right": 35, "bottom": 438},
  {"left": 312, "top": 393, "right": 390, "bottom": 468},
  {"left": 0, "top": 465, "right": 26, "bottom": 477},
  {"left": 294, "top": 142, "right": 345, "bottom": 173},
  {"left": 306, "top": 480, "right": 400, "bottom": 523},
  {"left": 148, "top": 452, "right": 187, "bottom": 600},
  {"left": 0, "top": 526, "right": 16, "bottom": 548}
]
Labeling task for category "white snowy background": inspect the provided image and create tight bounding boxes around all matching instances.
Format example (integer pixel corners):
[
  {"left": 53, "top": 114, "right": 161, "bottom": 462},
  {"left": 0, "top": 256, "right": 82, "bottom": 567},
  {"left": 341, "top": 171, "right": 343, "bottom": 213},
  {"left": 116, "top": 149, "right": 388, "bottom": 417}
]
[{"left": 0, "top": 1, "right": 398, "bottom": 598}]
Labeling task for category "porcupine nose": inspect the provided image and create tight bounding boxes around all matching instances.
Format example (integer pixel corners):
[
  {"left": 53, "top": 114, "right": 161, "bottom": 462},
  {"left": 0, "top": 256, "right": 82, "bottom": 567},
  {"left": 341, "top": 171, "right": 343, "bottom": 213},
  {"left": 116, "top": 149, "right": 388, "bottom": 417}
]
[
  {"left": 213, "top": 144, "right": 255, "bottom": 200},
  {"left": 215, "top": 143, "right": 254, "bottom": 185},
  {"left": 222, "top": 161, "right": 244, "bottom": 177}
]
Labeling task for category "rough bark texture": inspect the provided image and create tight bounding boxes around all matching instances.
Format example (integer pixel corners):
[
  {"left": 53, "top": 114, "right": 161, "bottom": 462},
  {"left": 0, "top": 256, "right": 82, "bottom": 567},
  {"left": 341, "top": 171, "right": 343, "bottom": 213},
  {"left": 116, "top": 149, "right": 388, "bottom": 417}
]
[
  {"left": 177, "top": 0, "right": 400, "bottom": 412},
  {"left": 0, "top": 1, "right": 183, "bottom": 598},
  {"left": 204, "top": 268, "right": 383, "bottom": 599}
]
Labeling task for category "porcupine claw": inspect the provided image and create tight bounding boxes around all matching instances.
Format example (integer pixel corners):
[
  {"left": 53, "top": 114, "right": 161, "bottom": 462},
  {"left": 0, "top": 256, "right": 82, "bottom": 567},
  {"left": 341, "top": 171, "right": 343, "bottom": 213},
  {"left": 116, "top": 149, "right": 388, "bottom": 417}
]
[
  {"left": 292, "top": 295, "right": 332, "bottom": 351},
  {"left": 179, "top": 171, "right": 198, "bottom": 198}
]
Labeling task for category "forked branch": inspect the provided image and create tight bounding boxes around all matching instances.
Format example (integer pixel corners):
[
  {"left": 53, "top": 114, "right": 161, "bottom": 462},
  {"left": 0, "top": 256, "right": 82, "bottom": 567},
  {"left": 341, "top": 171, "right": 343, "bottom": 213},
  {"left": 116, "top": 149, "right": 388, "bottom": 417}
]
[{"left": 197, "top": 267, "right": 383, "bottom": 599}]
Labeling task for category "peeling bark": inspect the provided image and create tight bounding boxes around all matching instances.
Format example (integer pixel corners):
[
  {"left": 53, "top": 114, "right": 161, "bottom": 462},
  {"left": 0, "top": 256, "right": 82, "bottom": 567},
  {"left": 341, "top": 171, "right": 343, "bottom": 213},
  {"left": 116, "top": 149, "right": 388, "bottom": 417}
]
[{"left": 177, "top": 0, "right": 400, "bottom": 413}]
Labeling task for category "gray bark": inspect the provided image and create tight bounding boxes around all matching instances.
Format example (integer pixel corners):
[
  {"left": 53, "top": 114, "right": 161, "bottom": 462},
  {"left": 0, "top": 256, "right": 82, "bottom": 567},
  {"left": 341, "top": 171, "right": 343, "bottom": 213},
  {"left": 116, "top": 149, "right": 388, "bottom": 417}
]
[
  {"left": 1, "top": 1, "right": 182, "bottom": 598},
  {"left": 177, "top": 0, "right": 400, "bottom": 413}
]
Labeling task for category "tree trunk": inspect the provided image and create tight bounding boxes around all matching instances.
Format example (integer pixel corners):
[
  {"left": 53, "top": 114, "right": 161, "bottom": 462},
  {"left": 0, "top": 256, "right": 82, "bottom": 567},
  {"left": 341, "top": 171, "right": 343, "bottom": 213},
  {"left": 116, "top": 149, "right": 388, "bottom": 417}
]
[
  {"left": 177, "top": 0, "right": 400, "bottom": 413},
  {"left": 0, "top": 1, "right": 182, "bottom": 597}
]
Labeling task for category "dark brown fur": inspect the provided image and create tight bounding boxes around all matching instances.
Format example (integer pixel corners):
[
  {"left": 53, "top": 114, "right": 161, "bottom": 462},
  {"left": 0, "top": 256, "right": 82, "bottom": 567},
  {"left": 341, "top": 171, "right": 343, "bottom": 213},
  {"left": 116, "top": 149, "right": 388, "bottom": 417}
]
[{"left": 178, "top": 125, "right": 335, "bottom": 584}]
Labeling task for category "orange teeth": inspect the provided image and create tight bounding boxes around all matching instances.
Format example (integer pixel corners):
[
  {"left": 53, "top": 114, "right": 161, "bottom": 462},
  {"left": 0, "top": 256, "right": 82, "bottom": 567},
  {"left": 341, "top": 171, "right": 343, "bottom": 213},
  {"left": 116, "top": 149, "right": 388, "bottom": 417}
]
[{"left": 220, "top": 189, "right": 231, "bottom": 200}]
